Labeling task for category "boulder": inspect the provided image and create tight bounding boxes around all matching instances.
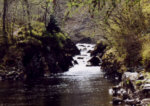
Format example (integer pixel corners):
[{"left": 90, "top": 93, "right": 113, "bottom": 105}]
[
  {"left": 122, "top": 72, "right": 139, "bottom": 81},
  {"left": 124, "top": 99, "right": 138, "bottom": 105},
  {"left": 6, "top": 71, "right": 20, "bottom": 80},
  {"left": 91, "top": 42, "right": 107, "bottom": 57},
  {"left": 141, "top": 98, "right": 150, "bottom": 105},
  {"left": 138, "top": 74, "right": 144, "bottom": 80},
  {"left": 88, "top": 56, "right": 100, "bottom": 66},
  {"left": 112, "top": 97, "right": 123, "bottom": 105},
  {"left": 141, "top": 84, "right": 150, "bottom": 98},
  {"left": 123, "top": 92, "right": 131, "bottom": 100},
  {"left": 87, "top": 50, "right": 92, "bottom": 53}
]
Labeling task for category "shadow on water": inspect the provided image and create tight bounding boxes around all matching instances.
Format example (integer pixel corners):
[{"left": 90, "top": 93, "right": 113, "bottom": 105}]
[{"left": 0, "top": 43, "right": 116, "bottom": 106}]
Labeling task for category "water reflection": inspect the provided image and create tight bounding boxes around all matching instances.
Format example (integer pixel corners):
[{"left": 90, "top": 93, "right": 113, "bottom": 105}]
[
  {"left": 0, "top": 43, "right": 114, "bottom": 106},
  {"left": 0, "top": 73, "right": 114, "bottom": 106}
]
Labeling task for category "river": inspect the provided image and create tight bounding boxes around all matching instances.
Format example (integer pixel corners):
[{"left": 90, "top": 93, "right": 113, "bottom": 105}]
[{"left": 0, "top": 43, "right": 114, "bottom": 106}]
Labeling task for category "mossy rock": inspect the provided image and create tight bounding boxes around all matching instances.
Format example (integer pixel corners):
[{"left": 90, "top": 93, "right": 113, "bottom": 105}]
[{"left": 136, "top": 80, "right": 143, "bottom": 87}]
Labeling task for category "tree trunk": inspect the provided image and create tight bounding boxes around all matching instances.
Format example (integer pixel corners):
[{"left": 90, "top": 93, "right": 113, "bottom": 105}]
[
  {"left": 44, "top": 2, "right": 48, "bottom": 28},
  {"left": 24, "top": 0, "right": 32, "bottom": 35},
  {"left": 3, "top": 0, "right": 8, "bottom": 45}
]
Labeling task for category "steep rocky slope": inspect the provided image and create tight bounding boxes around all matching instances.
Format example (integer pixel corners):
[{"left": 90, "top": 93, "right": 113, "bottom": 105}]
[{"left": 0, "top": 17, "right": 80, "bottom": 80}]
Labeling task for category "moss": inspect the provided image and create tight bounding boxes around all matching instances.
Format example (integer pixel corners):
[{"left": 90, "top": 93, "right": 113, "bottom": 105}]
[
  {"left": 136, "top": 80, "right": 143, "bottom": 86},
  {"left": 56, "top": 32, "right": 67, "bottom": 41},
  {"left": 101, "top": 48, "right": 126, "bottom": 79},
  {"left": 17, "top": 22, "right": 45, "bottom": 38},
  {"left": 102, "top": 48, "right": 126, "bottom": 63},
  {"left": 141, "top": 0, "right": 150, "bottom": 15},
  {"left": 31, "top": 22, "right": 45, "bottom": 30},
  {"left": 31, "top": 30, "right": 43, "bottom": 37}
]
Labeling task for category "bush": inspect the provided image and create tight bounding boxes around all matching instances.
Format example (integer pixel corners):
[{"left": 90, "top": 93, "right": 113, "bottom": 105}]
[
  {"left": 141, "top": 35, "right": 150, "bottom": 72},
  {"left": 102, "top": 1, "right": 150, "bottom": 68},
  {"left": 101, "top": 48, "right": 126, "bottom": 80}
]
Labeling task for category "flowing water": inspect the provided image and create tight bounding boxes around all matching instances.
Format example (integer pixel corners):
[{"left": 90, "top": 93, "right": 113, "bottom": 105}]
[{"left": 0, "top": 43, "right": 114, "bottom": 106}]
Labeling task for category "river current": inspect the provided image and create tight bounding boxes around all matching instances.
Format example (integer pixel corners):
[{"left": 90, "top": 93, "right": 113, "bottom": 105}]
[{"left": 0, "top": 43, "right": 114, "bottom": 106}]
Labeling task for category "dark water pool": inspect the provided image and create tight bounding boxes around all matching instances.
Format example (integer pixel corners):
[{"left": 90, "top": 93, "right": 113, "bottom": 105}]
[{"left": 0, "top": 71, "right": 114, "bottom": 106}]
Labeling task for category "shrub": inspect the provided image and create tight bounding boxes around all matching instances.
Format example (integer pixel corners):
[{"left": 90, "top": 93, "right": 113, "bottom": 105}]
[
  {"left": 141, "top": 35, "right": 150, "bottom": 72},
  {"left": 102, "top": 1, "right": 150, "bottom": 68}
]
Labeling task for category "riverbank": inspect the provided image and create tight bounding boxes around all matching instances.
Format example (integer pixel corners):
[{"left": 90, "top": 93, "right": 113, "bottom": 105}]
[
  {"left": 111, "top": 71, "right": 150, "bottom": 105},
  {"left": 90, "top": 41, "right": 150, "bottom": 105},
  {"left": 0, "top": 37, "right": 79, "bottom": 80},
  {"left": 0, "top": 19, "right": 80, "bottom": 81}
]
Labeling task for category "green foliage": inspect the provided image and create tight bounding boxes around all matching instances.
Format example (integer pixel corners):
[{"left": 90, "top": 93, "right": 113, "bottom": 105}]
[
  {"left": 100, "top": 0, "right": 150, "bottom": 73},
  {"left": 141, "top": 35, "right": 150, "bottom": 72},
  {"left": 67, "top": 0, "right": 141, "bottom": 19},
  {"left": 18, "top": 22, "right": 45, "bottom": 37},
  {"left": 17, "top": 20, "right": 68, "bottom": 49},
  {"left": 102, "top": 48, "right": 127, "bottom": 73},
  {"left": 102, "top": 1, "right": 150, "bottom": 67},
  {"left": 136, "top": 80, "right": 143, "bottom": 86}
]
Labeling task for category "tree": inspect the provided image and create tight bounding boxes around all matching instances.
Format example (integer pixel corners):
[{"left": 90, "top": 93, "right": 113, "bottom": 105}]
[
  {"left": 23, "top": 0, "right": 32, "bottom": 35},
  {"left": 46, "top": 15, "right": 61, "bottom": 34},
  {"left": 2, "top": 0, "right": 8, "bottom": 45}
]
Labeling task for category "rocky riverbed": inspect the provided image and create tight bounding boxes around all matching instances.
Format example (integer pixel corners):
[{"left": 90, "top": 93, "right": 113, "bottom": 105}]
[
  {"left": 111, "top": 71, "right": 150, "bottom": 105},
  {"left": 89, "top": 42, "right": 150, "bottom": 105}
]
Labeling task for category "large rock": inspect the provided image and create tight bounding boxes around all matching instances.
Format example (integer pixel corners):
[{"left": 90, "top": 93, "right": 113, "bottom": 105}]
[
  {"left": 88, "top": 56, "right": 100, "bottom": 66},
  {"left": 88, "top": 42, "right": 107, "bottom": 67},
  {"left": 112, "top": 97, "right": 123, "bottom": 105},
  {"left": 122, "top": 72, "right": 139, "bottom": 81},
  {"left": 91, "top": 42, "right": 107, "bottom": 57},
  {"left": 141, "top": 84, "right": 150, "bottom": 98},
  {"left": 0, "top": 31, "right": 79, "bottom": 80},
  {"left": 21, "top": 37, "right": 79, "bottom": 79},
  {"left": 77, "top": 37, "right": 93, "bottom": 43},
  {"left": 141, "top": 98, "right": 150, "bottom": 105},
  {"left": 124, "top": 99, "right": 139, "bottom": 105}
]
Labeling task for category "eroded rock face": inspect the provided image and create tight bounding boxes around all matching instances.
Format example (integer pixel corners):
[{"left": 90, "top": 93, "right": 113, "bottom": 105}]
[
  {"left": 21, "top": 37, "right": 79, "bottom": 80},
  {"left": 0, "top": 37, "right": 79, "bottom": 80},
  {"left": 88, "top": 42, "right": 107, "bottom": 66},
  {"left": 88, "top": 56, "right": 100, "bottom": 66},
  {"left": 91, "top": 42, "right": 107, "bottom": 57},
  {"left": 0, "top": 14, "right": 80, "bottom": 80}
]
